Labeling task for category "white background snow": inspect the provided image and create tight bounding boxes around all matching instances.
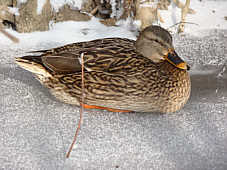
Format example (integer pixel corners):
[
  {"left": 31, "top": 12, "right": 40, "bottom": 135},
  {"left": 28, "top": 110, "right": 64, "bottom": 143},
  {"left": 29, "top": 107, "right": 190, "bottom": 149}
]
[{"left": 1, "top": 0, "right": 227, "bottom": 169}]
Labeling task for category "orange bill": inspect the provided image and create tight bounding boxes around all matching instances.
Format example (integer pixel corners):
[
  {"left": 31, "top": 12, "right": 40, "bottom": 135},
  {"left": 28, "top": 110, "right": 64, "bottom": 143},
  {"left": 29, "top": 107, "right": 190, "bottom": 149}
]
[{"left": 165, "top": 50, "right": 190, "bottom": 70}]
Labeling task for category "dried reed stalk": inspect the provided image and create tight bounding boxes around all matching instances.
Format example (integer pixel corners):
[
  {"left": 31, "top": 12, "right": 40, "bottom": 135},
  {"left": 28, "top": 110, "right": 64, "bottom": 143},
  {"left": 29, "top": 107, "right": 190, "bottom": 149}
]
[
  {"left": 172, "top": 0, "right": 195, "bottom": 14},
  {"left": 178, "top": 0, "right": 191, "bottom": 33},
  {"left": 66, "top": 53, "right": 85, "bottom": 158}
]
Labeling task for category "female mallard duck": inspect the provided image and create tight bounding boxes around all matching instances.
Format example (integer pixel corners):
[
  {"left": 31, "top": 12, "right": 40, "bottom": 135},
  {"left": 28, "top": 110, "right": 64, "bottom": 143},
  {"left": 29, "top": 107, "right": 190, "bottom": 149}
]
[{"left": 15, "top": 25, "right": 191, "bottom": 113}]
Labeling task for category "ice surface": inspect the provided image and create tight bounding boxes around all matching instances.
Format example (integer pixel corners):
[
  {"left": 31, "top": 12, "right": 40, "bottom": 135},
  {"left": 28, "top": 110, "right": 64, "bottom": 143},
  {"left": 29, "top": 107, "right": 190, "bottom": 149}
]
[
  {"left": 1, "top": 28, "right": 227, "bottom": 170},
  {"left": 1, "top": 1, "right": 227, "bottom": 169}
]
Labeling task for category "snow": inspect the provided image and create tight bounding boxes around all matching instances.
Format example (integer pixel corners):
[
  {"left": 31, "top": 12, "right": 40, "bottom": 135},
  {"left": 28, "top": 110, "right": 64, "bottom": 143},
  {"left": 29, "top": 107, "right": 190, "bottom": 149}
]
[
  {"left": 159, "top": 0, "right": 227, "bottom": 36},
  {"left": 17, "top": 0, "right": 28, "bottom": 5},
  {"left": 50, "top": 0, "right": 83, "bottom": 12},
  {"left": 8, "top": 7, "right": 20, "bottom": 16},
  {"left": 0, "top": 0, "right": 227, "bottom": 170},
  {"left": 1, "top": 17, "right": 135, "bottom": 50},
  {"left": 37, "top": 0, "right": 47, "bottom": 15}
]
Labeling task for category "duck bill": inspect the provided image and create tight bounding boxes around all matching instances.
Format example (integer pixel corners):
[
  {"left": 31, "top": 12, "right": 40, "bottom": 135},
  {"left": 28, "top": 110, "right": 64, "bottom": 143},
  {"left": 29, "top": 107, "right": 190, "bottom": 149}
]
[{"left": 165, "top": 51, "right": 190, "bottom": 70}]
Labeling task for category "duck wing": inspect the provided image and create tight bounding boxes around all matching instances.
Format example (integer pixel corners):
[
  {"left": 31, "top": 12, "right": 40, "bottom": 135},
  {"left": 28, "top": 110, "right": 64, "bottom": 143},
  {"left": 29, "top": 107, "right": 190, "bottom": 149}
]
[
  {"left": 32, "top": 38, "right": 151, "bottom": 75},
  {"left": 41, "top": 52, "right": 82, "bottom": 73}
]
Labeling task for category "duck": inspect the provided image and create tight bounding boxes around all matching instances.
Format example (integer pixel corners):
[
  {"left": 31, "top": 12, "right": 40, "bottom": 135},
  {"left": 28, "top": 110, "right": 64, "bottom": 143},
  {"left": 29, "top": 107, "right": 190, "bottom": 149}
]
[{"left": 15, "top": 25, "right": 191, "bottom": 113}]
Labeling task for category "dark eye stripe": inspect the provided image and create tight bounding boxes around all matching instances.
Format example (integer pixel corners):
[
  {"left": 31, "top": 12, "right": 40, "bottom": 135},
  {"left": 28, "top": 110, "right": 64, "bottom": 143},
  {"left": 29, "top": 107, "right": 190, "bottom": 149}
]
[{"left": 144, "top": 35, "right": 170, "bottom": 49}]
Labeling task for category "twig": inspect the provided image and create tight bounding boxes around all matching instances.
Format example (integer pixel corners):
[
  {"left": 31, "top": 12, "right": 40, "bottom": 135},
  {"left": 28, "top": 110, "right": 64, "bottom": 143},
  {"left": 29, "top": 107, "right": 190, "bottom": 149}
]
[
  {"left": 66, "top": 53, "right": 85, "bottom": 158},
  {"left": 168, "top": 21, "right": 199, "bottom": 30}
]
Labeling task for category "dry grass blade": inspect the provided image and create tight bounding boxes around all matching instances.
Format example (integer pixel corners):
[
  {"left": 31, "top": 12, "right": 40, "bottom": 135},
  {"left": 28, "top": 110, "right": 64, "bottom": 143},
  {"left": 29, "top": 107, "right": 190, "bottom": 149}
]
[
  {"left": 66, "top": 53, "right": 85, "bottom": 158},
  {"left": 0, "top": 28, "right": 19, "bottom": 43}
]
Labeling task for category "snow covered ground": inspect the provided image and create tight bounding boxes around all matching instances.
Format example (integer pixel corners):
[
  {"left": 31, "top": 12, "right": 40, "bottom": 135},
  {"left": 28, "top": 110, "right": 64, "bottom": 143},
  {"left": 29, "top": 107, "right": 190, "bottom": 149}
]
[{"left": 0, "top": 0, "right": 227, "bottom": 169}]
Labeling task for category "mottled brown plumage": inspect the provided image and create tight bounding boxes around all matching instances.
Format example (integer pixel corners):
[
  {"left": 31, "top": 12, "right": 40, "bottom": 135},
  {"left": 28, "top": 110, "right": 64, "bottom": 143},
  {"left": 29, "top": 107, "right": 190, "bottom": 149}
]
[{"left": 15, "top": 25, "right": 191, "bottom": 113}]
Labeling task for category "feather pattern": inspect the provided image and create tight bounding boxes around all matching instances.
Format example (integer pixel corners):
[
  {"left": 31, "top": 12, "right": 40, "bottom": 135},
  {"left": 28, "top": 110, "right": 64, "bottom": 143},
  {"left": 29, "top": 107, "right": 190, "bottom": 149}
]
[{"left": 15, "top": 26, "right": 191, "bottom": 113}]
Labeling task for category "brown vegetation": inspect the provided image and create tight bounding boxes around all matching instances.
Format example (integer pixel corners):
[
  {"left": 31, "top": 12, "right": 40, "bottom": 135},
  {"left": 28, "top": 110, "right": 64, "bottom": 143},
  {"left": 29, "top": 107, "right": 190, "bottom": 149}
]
[{"left": 0, "top": 0, "right": 196, "bottom": 36}]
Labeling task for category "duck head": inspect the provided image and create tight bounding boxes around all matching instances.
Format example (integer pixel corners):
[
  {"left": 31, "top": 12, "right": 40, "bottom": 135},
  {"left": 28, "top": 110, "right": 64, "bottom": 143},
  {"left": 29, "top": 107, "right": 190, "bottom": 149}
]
[{"left": 135, "top": 25, "right": 190, "bottom": 70}]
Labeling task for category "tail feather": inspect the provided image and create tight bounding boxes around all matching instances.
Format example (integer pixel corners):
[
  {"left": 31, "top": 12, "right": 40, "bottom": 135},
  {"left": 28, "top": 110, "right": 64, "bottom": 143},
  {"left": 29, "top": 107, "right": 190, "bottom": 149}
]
[
  {"left": 18, "top": 55, "right": 43, "bottom": 65},
  {"left": 15, "top": 55, "right": 51, "bottom": 77},
  {"left": 27, "top": 49, "right": 49, "bottom": 53}
]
